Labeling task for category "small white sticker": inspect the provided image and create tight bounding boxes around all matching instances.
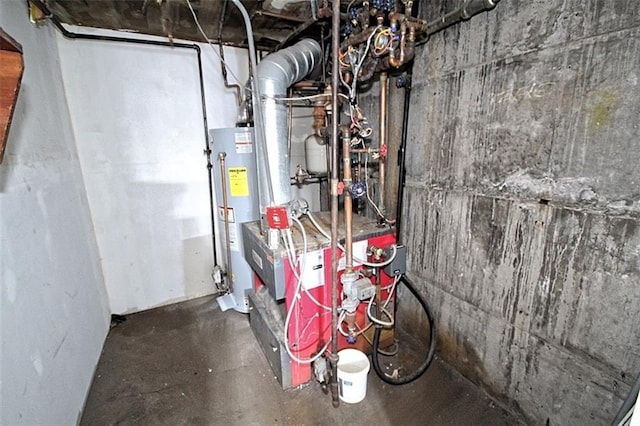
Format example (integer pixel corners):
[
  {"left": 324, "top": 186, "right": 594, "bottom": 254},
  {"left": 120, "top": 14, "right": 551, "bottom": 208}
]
[
  {"left": 218, "top": 206, "right": 236, "bottom": 223},
  {"left": 300, "top": 249, "right": 325, "bottom": 290},
  {"left": 219, "top": 222, "right": 240, "bottom": 252},
  {"left": 235, "top": 131, "right": 253, "bottom": 154}
]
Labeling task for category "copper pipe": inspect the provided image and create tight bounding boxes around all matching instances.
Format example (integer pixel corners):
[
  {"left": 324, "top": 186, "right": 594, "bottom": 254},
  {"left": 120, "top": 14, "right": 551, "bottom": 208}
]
[
  {"left": 356, "top": 152, "right": 362, "bottom": 200},
  {"left": 378, "top": 73, "right": 388, "bottom": 218},
  {"left": 218, "top": 152, "right": 234, "bottom": 293},
  {"left": 293, "top": 81, "right": 322, "bottom": 88},
  {"left": 399, "top": 21, "right": 407, "bottom": 65},
  {"left": 313, "top": 89, "right": 330, "bottom": 137},
  {"left": 342, "top": 126, "right": 354, "bottom": 272},
  {"left": 404, "top": 0, "right": 414, "bottom": 16}
]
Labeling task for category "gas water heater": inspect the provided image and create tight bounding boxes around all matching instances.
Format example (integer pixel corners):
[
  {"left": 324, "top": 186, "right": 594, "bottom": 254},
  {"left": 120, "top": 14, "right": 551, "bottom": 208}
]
[{"left": 210, "top": 127, "right": 260, "bottom": 313}]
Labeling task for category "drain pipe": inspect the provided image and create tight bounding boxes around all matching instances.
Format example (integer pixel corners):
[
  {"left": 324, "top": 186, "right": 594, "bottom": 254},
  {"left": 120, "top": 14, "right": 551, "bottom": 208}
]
[
  {"left": 30, "top": 0, "right": 219, "bottom": 269},
  {"left": 329, "top": 0, "right": 341, "bottom": 409},
  {"left": 419, "top": 0, "right": 501, "bottom": 43}
]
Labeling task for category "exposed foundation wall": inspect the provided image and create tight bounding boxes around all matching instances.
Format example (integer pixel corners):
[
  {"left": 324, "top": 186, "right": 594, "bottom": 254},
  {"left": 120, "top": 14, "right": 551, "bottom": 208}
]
[{"left": 401, "top": 0, "right": 640, "bottom": 424}]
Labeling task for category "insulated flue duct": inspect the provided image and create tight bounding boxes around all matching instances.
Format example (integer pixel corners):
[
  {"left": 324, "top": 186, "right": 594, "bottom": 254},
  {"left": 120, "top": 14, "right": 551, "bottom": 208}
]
[{"left": 256, "top": 38, "right": 322, "bottom": 209}]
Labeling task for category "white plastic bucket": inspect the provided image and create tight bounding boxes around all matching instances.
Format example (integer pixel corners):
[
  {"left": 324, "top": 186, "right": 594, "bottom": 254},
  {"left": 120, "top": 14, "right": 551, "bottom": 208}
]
[{"left": 337, "top": 349, "right": 370, "bottom": 403}]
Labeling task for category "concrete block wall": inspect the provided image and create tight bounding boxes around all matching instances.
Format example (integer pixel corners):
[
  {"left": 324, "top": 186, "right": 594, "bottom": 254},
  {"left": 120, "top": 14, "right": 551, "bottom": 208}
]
[{"left": 401, "top": 0, "right": 640, "bottom": 424}]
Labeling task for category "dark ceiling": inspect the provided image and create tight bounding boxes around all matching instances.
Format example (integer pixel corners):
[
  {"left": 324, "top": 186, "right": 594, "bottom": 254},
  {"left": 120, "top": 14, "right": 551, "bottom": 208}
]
[{"left": 41, "top": 0, "right": 333, "bottom": 51}]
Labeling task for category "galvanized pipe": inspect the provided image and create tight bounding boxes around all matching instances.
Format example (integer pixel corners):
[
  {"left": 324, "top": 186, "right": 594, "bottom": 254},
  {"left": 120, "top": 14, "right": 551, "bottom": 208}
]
[
  {"left": 423, "top": 0, "right": 500, "bottom": 39},
  {"left": 329, "top": 0, "right": 341, "bottom": 409}
]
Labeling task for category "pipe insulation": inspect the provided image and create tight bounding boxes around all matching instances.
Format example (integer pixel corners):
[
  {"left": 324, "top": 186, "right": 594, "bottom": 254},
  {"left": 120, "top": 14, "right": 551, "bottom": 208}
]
[{"left": 256, "top": 39, "right": 322, "bottom": 209}]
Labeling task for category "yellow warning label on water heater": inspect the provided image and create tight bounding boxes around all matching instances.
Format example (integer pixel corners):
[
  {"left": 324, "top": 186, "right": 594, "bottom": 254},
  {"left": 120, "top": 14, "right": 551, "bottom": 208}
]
[{"left": 228, "top": 167, "right": 249, "bottom": 197}]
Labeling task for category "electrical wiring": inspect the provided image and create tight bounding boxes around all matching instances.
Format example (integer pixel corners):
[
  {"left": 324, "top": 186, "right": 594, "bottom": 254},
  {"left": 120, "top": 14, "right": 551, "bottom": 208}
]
[
  {"left": 282, "top": 228, "right": 296, "bottom": 261},
  {"left": 382, "top": 274, "right": 400, "bottom": 308},
  {"left": 364, "top": 154, "right": 395, "bottom": 224},
  {"left": 365, "top": 274, "right": 400, "bottom": 326},
  {"left": 366, "top": 297, "right": 394, "bottom": 327},
  {"left": 372, "top": 275, "right": 437, "bottom": 385},
  {"left": 305, "top": 211, "right": 398, "bottom": 268},
  {"left": 282, "top": 226, "right": 331, "bottom": 364},
  {"left": 185, "top": 0, "right": 247, "bottom": 91},
  {"left": 291, "top": 310, "right": 331, "bottom": 349},
  {"left": 373, "top": 27, "right": 393, "bottom": 56},
  {"left": 339, "top": 62, "right": 354, "bottom": 98},
  {"left": 338, "top": 48, "right": 351, "bottom": 68},
  {"left": 337, "top": 310, "right": 372, "bottom": 337},
  {"left": 339, "top": 28, "right": 381, "bottom": 137},
  {"left": 349, "top": 26, "right": 380, "bottom": 97},
  {"left": 282, "top": 226, "right": 331, "bottom": 312}
]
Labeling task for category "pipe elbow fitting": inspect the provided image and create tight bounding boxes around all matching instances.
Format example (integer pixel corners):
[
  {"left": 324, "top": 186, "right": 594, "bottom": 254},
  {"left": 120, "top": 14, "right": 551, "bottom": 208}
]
[{"left": 388, "top": 56, "right": 401, "bottom": 68}]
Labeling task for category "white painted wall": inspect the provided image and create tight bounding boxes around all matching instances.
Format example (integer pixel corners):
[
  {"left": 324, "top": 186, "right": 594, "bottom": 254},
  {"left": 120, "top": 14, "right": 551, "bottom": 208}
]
[
  {"left": 56, "top": 29, "right": 249, "bottom": 314},
  {"left": 0, "top": 2, "right": 110, "bottom": 424}
]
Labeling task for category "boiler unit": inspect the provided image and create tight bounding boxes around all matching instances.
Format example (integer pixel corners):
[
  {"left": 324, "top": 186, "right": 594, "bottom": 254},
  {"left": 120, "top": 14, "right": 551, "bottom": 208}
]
[{"left": 244, "top": 211, "right": 402, "bottom": 389}]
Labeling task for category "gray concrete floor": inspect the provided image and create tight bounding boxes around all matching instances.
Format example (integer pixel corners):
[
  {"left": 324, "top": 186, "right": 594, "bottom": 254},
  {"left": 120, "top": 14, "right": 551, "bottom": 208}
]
[{"left": 81, "top": 295, "right": 522, "bottom": 425}]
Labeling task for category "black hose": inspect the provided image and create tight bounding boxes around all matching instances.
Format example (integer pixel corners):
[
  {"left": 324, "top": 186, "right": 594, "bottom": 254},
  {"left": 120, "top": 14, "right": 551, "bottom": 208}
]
[
  {"left": 612, "top": 372, "right": 640, "bottom": 425},
  {"left": 372, "top": 274, "right": 436, "bottom": 385},
  {"left": 371, "top": 0, "right": 434, "bottom": 386}
]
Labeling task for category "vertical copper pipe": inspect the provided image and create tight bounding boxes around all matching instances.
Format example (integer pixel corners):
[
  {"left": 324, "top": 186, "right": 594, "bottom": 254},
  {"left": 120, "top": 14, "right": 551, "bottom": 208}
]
[
  {"left": 378, "top": 72, "right": 388, "bottom": 217},
  {"left": 329, "top": 0, "right": 341, "bottom": 409},
  {"left": 218, "top": 152, "right": 234, "bottom": 293},
  {"left": 342, "top": 127, "right": 354, "bottom": 272}
]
